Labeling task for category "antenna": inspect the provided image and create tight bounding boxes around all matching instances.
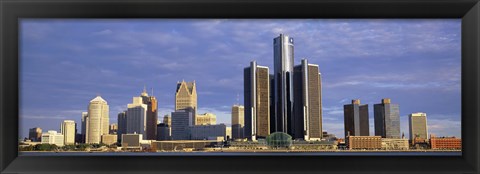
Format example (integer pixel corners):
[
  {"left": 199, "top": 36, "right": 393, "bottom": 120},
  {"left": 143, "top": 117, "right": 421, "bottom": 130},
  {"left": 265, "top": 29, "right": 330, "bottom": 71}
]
[
  {"left": 143, "top": 84, "right": 147, "bottom": 93},
  {"left": 236, "top": 93, "right": 239, "bottom": 105},
  {"left": 151, "top": 87, "right": 154, "bottom": 97}
]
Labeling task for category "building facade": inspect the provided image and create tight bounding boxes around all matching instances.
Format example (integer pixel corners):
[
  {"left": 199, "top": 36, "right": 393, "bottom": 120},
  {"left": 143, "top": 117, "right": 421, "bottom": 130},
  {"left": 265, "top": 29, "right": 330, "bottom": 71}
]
[
  {"left": 140, "top": 88, "right": 158, "bottom": 140},
  {"left": 347, "top": 136, "right": 382, "bottom": 150},
  {"left": 156, "top": 123, "right": 171, "bottom": 141},
  {"left": 117, "top": 111, "right": 127, "bottom": 142},
  {"left": 126, "top": 96, "right": 148, "bottom": 139},
  {"left": 81, "top": 112, "right": 88, "bottom": 143},
  {"left": 344, "top": 99, "right": 370, "bottom": 138},
  {"left": 41, "top": 130, "right": 65, "bottom": 147},
  {"left": 189, "top": 124, "right": 227, "bottom": 140},
  {"left": 121, "top": 133, "right": 143, "bottom": 149},
  {"left": 29, "top": 127, "right": 42, "bottom": 142},
  {"left": 101, "top": 134, "right": 117, "bottom": 145},
  {"left": 61, "top": 120, "right": 76, "bottom": 145},
  {"left": 163, "top": 115, "right": 171, "bottom": 126},
  {"left": 381, "top": 138, "right": 409, "bottom": 150},
  {"left": 430, "top": 135, "right": 462, "bottom": 149},
  {"left": 408, "top": 112, "right": 428, "bottom": 142},
  {"left": 175, "top": 80, "right": 197, "bottom": 125},
  {"left": 273, "top": 34, "right": 295, "bottom": 134},
  {"left": 109, "top": 123, "right": 118, "bottom": 135},
  {"left": 171, "top": 108, "right": 194, "bottom": 140},
  {"left": 293, "top": 59, "right": 323, "bottom": 140},
  {"left": 86, "top": 96, "right": 109, "bottom": 144},
  {"left": 374, "top": 98, "right": 400, "bottom": 139},
  {"left": 195, "top": 113, "right": 216, "bottom": 125},
  {"left": 244, "top": 61, "right": 270, "bottom": 140},
  {"left": 231, "top": 105, "right": 245, "bottom": 140}
]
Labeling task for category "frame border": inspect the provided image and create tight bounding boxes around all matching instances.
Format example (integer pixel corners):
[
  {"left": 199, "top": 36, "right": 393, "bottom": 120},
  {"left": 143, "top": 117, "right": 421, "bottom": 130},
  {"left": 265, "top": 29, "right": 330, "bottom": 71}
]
[{"left": 1, "top": 0, "right": 479, "bottom": 173}]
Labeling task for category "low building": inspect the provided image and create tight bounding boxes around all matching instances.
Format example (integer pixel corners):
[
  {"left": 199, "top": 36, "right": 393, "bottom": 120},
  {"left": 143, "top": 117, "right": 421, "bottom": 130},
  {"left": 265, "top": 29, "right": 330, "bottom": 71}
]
[
  {"left": 122, "top": 134, "right": 143, "bottom": 150},
  {"left": 430, "top": 135, "right": 461, "bottom": 149},
  {"left": 101, "top": 134, "right": 117, "bottom": 145},
  {"left": 381, "top": 138, "right": 409, "bottom": 150},
  {"left": 291, "top": 141, "right": 337, "bottom": 150},
  {"left": 41, "top": 130, "right": 64, "bottom": 147},
  {"left": 347, "top": 136, "right": 381, "bottom": 150},
  {"left": 195, "top": 113, "right": 217, "bottom": 125},
  {"left": 189, "top": 124, "right": 227, "bottom": 140},
  {"left": 151, "top": 140, "right": 222, "bottom": 151}
]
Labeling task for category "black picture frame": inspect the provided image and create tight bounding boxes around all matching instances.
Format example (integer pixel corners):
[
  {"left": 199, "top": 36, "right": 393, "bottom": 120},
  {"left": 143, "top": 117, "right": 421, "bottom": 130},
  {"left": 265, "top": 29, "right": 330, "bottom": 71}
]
[{"left": 1, "top": 0, "right": 479, "bottom": 173}]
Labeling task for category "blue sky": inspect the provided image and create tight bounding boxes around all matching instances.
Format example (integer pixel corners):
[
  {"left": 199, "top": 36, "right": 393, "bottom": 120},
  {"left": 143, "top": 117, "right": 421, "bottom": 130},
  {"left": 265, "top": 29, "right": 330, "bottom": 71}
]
[{"left": 19, "top": 19, "right": 461, "bottom": 139}]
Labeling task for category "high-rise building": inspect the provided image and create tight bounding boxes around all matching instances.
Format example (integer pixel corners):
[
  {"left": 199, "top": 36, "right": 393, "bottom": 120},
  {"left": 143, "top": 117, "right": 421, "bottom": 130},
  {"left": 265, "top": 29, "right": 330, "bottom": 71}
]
[
  {"left": 343, "top": 99, "right": 370, "bottom": 138},
  {"left": 61, "top": 120, "right": 76, "bottom": 145},
  {"left": 196, "top": 113, "right": 216, "bottom": 125},
  {"left": 117, "top": 111, "right": 127, "bottom": 142},
  {"left": 175, "top": 80, "right": 197, "bottom": 125},
  {"left": 29, "top": 127, "right": 42, "bottom": 142},
  {"left": 171, "top": 108, "right": 194, "bottom": 140},
  {"left": 409, "top": 112, "right": 428, "bottom": 141},
  {"left": 293, "top": 59, "right": 323, "bottom": 140},
  {"left": 126, "top": 96, "right": 148, "bottom": 139},
  {"left": 163, "top": 115, "right": 171, "bottom": 126},
  {"left": 81, "top": 112, "right": 88, "bottom": 143},
  {"left": 231, "top": 105, "right": 245, "bottom": 140},
  {"left": 273, "top": 34, "right": 295, "bottom": 134},
  {"left": 109, "top": 123, "right": 118, "bottom": 134},
  {"left": 140, "top": 87, "right": 158, "bottom": 140},
  {"left": 244, "top": 61, "right": 270, "bottom": 140},
  {"left": 41, "top": 130, "right": 65, "bottom": 147},
  {"left": 374, "top": 98, "right": 400, "bottom": 139},
  {"left": 86, "top": 96, "right": 109, "bottom": 144},
  {"left": 156, "top": 123, "right": 171, "bottom": 141}
]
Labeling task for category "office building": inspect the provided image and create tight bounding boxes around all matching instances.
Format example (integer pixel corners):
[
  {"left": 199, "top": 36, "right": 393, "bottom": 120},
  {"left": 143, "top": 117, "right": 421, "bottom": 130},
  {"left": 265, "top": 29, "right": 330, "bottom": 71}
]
[
  {"left": 163, "top": 115, "right": 171, "bottom": 126},
  {"left": 273, "top": 34, "right": 295, "bottom": 134},
  {"left": 347, "top": 136, "right": 382, "bottom": 150},
  {"left": 81, "top": 112, "right": 88, "bottom": 143},
  {"left": 29, "top": 127, "right": 42, "bottom": 142},
  {"left": 140, "top": 87, "right": 158, "bottom": 140},
  {"left": 196, "top": 113, "right": 216, "bottom": 125},
  {"left": 231, "top": 105, "right": 245, "bottom": 140},
  {"left": 226, "top": 127, "right": 232, "bottom": 140},
  {"left": 171, "top": 108, "right": 194, "bottom": 140},
  {"left": 374, "top": 98, "right": 400, "bottom": 139},
  {"left": 121, "top": 133, "right": 143, "bottom": 149},
  {"left": 126, "top": 96, "right": 148, "bottom": 139},
  {"left": 175, "top": 80, "right": 197, "bottom": 125},
  {"left": 189, "top": 124, "right": 227, "bottom": 140},
  {"left": 102, "top": 134, "right": 117, "bottom": 145},
  {"left": 244, "top": 61, "right": 270, "bottom": 140},
  {"left": 117, "top": 111, "right": 127, "bottom": 142},
  {"left": 344, "top": 99, "right": 370, "bottom": 138},
  {"left": 409, "top": 112, "right": 428, "bottom": 142},
  {"left": 156, "top": 123, "right": 171, "bottom": 141},
  {"left": 86, "top": 96, "right": 109, "bottom": 144},
  {"left": 293, "top": 59, "right": 323, "bottom": 140},
  {"left": 381, "top": 138, "right": 409, "bottom": 150},
  {"left": 41, "top": 130, "right": 64, "bottom": 147},
  {"left": 109, "top": 123, "right": 118, "bottom": 134},
  {"left": 61, "top": 120, "right": 76, "bottom": 145},
  {"left": 429, "top": 135, "right": 461, "bottom": 149}
]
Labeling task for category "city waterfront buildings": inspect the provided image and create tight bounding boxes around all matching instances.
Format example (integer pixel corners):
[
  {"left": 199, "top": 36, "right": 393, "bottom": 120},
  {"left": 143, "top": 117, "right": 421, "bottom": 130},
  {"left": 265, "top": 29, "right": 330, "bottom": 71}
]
[
  {"left": 101, "top": 134, "right": 117, "bottom": 145},
  {"left": 41, "top": 130, "right": 65, "bottom": 147},
  {"left": 156, "top": 123, "right": 171, "bottom": 141},
  {"left": 195, "top": 113, "right": 216, "bottom": 125},
  {"left": 28, "top": 127, "right": 42, "bottom": 142},
  {"left": 273, "top": 34, "right": 295, "bottom": 134},
  {"left": 126, "top": 95, "right": 148, "bottom": 139},
  {"left": 117, "top": 111, "right": 127, "bottom": 142},
  {"left": 347, "top": 136, "right": 382, "bottom": 150},
  {"left": 121, "top": 133, "right": 143, "bottom": 149},
  {"left": 163, "top": 115, "right": 171, "bottom": 126},
  {"left": 189, "top": 124, "right": 227, "bottom": 140},
  {"left": 381, "top": 138, "right": 409, "bottom": 150},
  {"left": 175, "top": 80, "right": 197, "bottom": 125},
  {"left": 430, "top": 135, "right": 461, "bottom": 149},
  {"left": 374, "top": 98, "right": 400, "bottom": 139},
  {"left": 140, "top": 87, "right": 158, "bottom": 140},
  {"left": 171, "top": 108, "right": 194, "bottom": 140},
  {"left": 86, "top": 96, "right": 109, "bottom": 144},
  {"left": 344, "top": 99, "right": 370, "bottom": 138},
  {"left": 61, "top": 120, "right": 76, "bottom": 145},
  {"left": 231, "top": 105, "right": 245, "bottom": 140},
  {"left": 81, "top": 112, "right": 88, "bottom": 143},
  {"left": 109, "top": 123, "right": 118, "bottom": 135},
  {"left": 409, "top": 112, "right": 428, "bottom": 142},
  {"left": 244, "top": 61, "right": 271, "bottom": 140},
  {"left": 293, "top": 59, "right": 323, "bottom": 140}
]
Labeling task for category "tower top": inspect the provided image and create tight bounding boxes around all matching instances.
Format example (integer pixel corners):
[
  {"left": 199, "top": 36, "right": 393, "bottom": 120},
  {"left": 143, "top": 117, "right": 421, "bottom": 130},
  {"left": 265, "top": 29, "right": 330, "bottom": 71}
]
[
  {"left": 382, "top": 98, "right": 391, "bottom": 104},
  {"left": 352, "top": 99, "right": 360, "bottom": 105}
]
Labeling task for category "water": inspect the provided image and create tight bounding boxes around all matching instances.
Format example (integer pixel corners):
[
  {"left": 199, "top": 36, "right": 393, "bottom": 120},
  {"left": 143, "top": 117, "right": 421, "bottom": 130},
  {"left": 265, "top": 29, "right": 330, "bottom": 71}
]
[{"left": 20, "top": 151, "right": 461, "bottom": 156}]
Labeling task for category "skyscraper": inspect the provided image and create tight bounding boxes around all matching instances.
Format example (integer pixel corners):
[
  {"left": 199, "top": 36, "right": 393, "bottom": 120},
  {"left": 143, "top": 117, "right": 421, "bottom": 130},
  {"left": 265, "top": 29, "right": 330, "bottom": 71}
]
[
  {"left": 293, "top": 59, "right": 323, "bottom": 140},
  {"left": 86, "top": 96, "right": 109, "bottom": 144},
  {"left": 231, "top": 105, "right": 245, "bottom": 140},
  {"left": 163, "top": 115, "right": 171, "bottom": 126},
  {"left": 175, "top": 80, "right": 197, "bottom": 125},
  {"left": 117, "top": 111, "right": 127, "bottom": 142},
  {"left": 29, "top": 127, "right": 42, "bottom": 142},
  {"left": 140, "top": 87, "right": 158, "bottom": 140},
  {"left": 126, "top": 96, "right": 148, "bottom": 139},
  {"left": 273, "top": 34, "right": 295, "bottom": 134},
  {"left": 374, "top": 98, "right": 400, "bottom": 139},
  {"left": 244, "top": 61, "right": 270, "bottom": 140},
  {"left": 343, "top": 99, "right": 370, "bottom": 138},
  {"left": 409, "top": 112, "right": 428, "bottom": 141},
  {"left": 61, "top": 120, "right": 76, "bottom": 145},
  {"left": 81, "top": 112, "right": 88, "bottom": 143},
  {"left": 171, "top": 108, "right": 194, "bottom": 140}
]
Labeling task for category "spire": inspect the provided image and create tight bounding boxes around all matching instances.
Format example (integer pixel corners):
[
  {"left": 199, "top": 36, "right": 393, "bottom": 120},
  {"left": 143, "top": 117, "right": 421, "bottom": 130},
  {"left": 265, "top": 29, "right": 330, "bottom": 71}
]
[
  {"left": 141, "top": 85, "right": 148, "bottom": 97},
  {"left": 151, "top": 87, "right": 154, "bottom": 97}
]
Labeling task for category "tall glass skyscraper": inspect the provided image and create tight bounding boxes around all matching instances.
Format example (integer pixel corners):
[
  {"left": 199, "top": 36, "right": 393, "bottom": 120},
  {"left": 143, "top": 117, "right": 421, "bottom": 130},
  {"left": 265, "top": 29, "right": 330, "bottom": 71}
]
[
  {"left": 273, "top": 34, "right": 294, "bottom": 134},
  {"left": 374, "top": 98, "right": 400, "bottom": 139}
]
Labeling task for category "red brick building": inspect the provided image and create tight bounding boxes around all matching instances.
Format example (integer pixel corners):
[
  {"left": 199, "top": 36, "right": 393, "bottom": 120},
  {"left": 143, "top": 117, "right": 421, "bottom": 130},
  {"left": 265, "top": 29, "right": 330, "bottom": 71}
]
[{"left": 430, "top": 135, "right": 461, "bottom": 150}]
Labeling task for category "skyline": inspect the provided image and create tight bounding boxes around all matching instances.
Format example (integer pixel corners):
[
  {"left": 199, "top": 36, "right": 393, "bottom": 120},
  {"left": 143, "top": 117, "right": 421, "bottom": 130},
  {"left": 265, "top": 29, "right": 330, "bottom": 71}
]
[{"left": 19, "top": 19, "right": 461, "bottom": 139}]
